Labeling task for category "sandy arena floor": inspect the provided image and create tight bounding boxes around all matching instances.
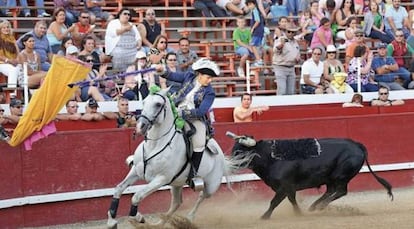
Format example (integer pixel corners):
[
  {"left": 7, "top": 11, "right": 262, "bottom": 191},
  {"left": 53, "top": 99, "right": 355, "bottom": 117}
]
[{"left": 24, "top": 187, "right": 414, "bottom": 229}]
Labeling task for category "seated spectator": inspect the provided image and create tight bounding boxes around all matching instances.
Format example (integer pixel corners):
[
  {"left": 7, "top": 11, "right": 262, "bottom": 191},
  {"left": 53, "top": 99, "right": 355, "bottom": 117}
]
[
  {"left": 78, "top": 54, "right": 109, "bottom": 101},
  {"left": 84, "top": 0, "right": 114, "bottom": 25},
  {"left": 372, "top": 43, "right": 411, "bottom": 90},
  {"left": 72, "top": 11, "right": 97, "bottom": 48},
  {"left": 105, "top": 8, "right": 141, "bottom": 72},
  {"left": 81, "top": 98, "right": 105, "bottom": 121},
  {"left": 362, "top": 1, "right": 393, "bottom": 44},
  {"left": 193, "top": 0, "right": 226, "bottom": 17},
  {"left": 165, "top": 52, "right": 182, "bottom": 94},
  {"left": 383, "top": 0, "right": 410, "bottom": 39},
  {"left": 341, "top": 16, "right": 359, "bottom": 49},
  {"left": 300, "top": 9, "right": 318, "bottom": 43},
  {"left": 122, "top": 51, "right": 148, "bottom": 100},
  {"left": 371, "top": 86, "right": 405, "bottom": 106},
  {"left": 103, "top": 97, "right": 137, "bottom": 128},
  {"left": 217, "top": 0, "right": 250, "bottom": 16},
  {"left": 17, "top": 34, "right": 47, "bottom": 89},
  {"left": 79, "top": 36, "right": 103, "bottom": 71},
  {"left": 54, "top": 0, "right": 80, "bottom": 26},
  {"left": 17, "top": 21, "right": 53, "bottom": 71},
  {"left": 345, "top": 29, "right": 370, "bottom": 67},
  {"left": 1, "top": 98, "right": 23, "bottom": 125},
  {"left": 233, "top": 16, "right": 261, "bottom": 77},
  {"left": 0, "top": 105, "right": 6, "bottom": 125},
  {"left": 57, "top": 37, "right": 74, "bottom": 56},
  {"left": 347, "top": 45, "right": 378, "bottom": 92},
  {"left": 0, "top": 20, "right": 20, "bottom": 88},
  {"left": 56, "top": 100, "right": 82, "bottom": 120},
  {"left": 66, "top": 45, "right": 79, "bottom": 58},
  {"left": 323, "top": 44, "right": 344, "bottom": 81},
  {"left": 152, "top": 35, "right": 175, "bottom": 60},
  {"left": 176, "top": 37, "right": 198, "bottom": 73},
  {"left": 300, "top": 47, "right": 325, "bottom": 94},
  {"left": 310, "top": 17, "right": 333, "bottom": 50},
  {"left": 47, "top": 8, "right": 76, "bottom": 54},
  {"left": 137, "top": 8, "right": 166, "bottom": 54},
  {"left": 342, "top": 93, "right": 364, "bottom": 107},
  {"left": 387, "top": 29, "right": 413, "bottom": 68},
  {"left": 5, "top": 0, "right": 50, "bottom": 17},
  {"left": 233, "top": 93, "right": 269, "bottom": 123}
]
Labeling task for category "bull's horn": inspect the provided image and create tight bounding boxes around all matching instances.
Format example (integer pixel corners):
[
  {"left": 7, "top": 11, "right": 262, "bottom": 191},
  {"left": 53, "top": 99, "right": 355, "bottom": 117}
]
[
  {"left": 226, "top": 131, "right": 238, "bottom": 139},
  {"left": 239, "top": 137, "right": 257, "bottom": 147}
]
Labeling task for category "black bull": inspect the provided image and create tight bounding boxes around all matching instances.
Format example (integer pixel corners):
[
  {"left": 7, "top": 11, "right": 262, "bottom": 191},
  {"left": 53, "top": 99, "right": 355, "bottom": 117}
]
[{"left": 228, "top": 135, "right": 394, "bottom": 219}]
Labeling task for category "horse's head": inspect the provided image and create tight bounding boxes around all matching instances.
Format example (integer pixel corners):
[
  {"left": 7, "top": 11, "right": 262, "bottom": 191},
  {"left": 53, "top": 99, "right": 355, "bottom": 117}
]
[{"left": 136, "top": 87, "right": 170, "bottom": 136}]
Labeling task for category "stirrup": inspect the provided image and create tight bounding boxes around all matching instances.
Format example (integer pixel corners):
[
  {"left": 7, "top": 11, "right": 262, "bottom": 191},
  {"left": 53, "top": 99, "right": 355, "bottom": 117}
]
[{"left": 189, "top": 176, "right": 204, "bottom": 192}]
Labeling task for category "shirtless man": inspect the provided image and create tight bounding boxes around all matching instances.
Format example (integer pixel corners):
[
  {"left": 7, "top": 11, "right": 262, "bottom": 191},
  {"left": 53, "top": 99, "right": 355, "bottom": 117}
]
[{"left": 233, "top": 93, "right": 269, "bottom": 122}]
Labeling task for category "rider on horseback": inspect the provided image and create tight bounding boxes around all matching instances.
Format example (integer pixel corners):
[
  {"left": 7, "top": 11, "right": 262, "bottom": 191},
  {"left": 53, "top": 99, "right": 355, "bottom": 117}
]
[{"left": 156, "top": 57, "right": 220, "bottom": 190}]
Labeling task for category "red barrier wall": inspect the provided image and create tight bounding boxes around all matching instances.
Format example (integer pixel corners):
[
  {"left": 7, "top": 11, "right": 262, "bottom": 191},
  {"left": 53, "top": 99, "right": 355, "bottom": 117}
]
[{"left": 1, "top": 110, "right": 414, "bottom": 228}]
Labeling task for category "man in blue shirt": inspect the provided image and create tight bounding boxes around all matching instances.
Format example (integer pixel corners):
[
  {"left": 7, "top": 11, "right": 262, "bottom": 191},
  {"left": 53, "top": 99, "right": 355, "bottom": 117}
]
[
  {"left": 372, "top": 43, "right": 411, "bottom": 90},
  {"left": 17, "top": 21, "right": 52, "bottom": 71}
]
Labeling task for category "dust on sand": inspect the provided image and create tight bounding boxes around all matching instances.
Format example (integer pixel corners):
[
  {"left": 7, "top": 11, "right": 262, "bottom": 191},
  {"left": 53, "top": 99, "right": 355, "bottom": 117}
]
[{"left": 25, "top": 187, "right": 414, "bottom": 229}]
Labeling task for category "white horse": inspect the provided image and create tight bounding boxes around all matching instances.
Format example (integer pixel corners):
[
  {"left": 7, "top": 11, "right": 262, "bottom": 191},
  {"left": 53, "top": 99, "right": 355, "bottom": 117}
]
[{"left": 107, "top": 87, "right": 235, "bottom": 228}]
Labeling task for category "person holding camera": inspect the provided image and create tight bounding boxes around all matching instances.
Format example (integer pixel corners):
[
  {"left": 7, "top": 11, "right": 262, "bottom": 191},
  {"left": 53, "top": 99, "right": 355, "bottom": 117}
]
[
  {"left": 103, "top": 97, "right": 137, "bottom": 128},
  {"left": 272, "top": 25, "right": 301, "bottom": 95}
]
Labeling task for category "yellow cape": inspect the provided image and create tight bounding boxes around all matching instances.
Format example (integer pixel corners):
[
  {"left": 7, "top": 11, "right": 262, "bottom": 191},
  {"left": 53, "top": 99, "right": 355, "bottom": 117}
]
[{"left": 9, "top": 56, "right": 89, "bottom": 147}]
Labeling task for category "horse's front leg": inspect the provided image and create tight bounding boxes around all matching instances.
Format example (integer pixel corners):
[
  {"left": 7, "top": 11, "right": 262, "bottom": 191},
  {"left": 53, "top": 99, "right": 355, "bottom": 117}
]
[
  {"left": 129, "top": 176, "right": 169, "bottom": 226},
  {"left": 187, "top": 191, "right": 206, "bottom": 222},
  {"left": 166, "top": 186, "right": 183, "bottom": 216},
  {"left": 107, "top": 168, "right": 139, "bottom": 229}
]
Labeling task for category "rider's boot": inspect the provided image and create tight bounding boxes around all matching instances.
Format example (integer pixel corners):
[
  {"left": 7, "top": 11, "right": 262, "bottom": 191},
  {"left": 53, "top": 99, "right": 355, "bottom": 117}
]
[
  {"left": 187, "top": 151, "right": 204, "bottom": 191},
  {"left": 0, "top": 125, "right": 10, "bottom": 142}
]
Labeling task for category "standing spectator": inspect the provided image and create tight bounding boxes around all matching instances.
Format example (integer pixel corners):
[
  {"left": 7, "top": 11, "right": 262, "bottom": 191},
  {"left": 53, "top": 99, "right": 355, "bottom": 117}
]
[
  {"left": 79, "top": 36, "right": 102, "bottom": 71},
  {"left": 176, "top": 37, "right": 198, "bottom": 73},
  {"left": 286, "top": 0, "right": 310, "bottom": 18},
  {"left": 17, "top": 21, "right": 53, "bottom": 71},
  {"left": 387, "top": 29, "right": 414, "bottom": 68},
  {"left": 372, "top": 42, "right": 411, "bottom": 90},
  {"left": 72, "top": 11, "right": 97, "bottom": 48},
  {"left": 81, "top": 98, "right": 105, "bottom": 121},
  {"left": 103, "top": 97, "right": 137, "bottom": 128},
  {"left": 274, "top": 16, "right": 288, "bottom": 40},
  {"left": 300, "top": 47, "right": 325, "bottom": 94},
  {"left": 56, "top": 37, "right": 74, "bottom": 56},
  {"left": 363, "top": 1, "right": 393, "bottom": 44},
  {"left": 311, "top": 17, "right": 333, "bottom": 50},
  {"left": 246, "top": 0, "right": 264, "bottom": 67},
  {"left": 216, "top": 0, "right": 250, "bottom": 16},
  {"left": 342, "top": 93, "right": 364, "bottom": 107},
  {"left": 105, "top": 8, "right": 142, "bottom": 72},
  {"left": 6, "top": 0, "right": 50, "bottom": 17},
  {"left": 193, "top": 0, "right": 226, "bottom": 17},
  {"left": 346, "top": 45, "right": 378, "bottom": 92},
  {"left": 84, "top": 0, "right": 114, "bottom": 25},
  {"left": 54, "top": 0, "right": 80, "bottom": 26},
  {"left": 137, "top": 9, "right": 166, "bottom": 54},
  {"left": 273, "top": 25, "right": 301, "bottom": 95},
  {"left": 55, "top": 100, "right": 82, "bottom": 120},
  {"left": 384, "top": 0, "right": 410, "bottom": 39},
  {"left": 47, "top": 7, "right": 76, "bottom": 54},
  {"left": 17, "top": 34, "right": 47, "bottom": 89},
  {"left": 371, "top": 86, "right": 404, "bottom": 106},
  {"left": 233, "top": 93, "right": 269, "bottom": 122},
  {"left": 0, "top": 20, "right": 20, "bottom": 88}
]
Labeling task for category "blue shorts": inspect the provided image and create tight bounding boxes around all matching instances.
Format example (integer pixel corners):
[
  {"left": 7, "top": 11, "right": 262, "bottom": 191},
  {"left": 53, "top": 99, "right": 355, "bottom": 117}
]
[
  {"left": 301, "top": 85, "right": 316, "bottom": 94},
  {"left": 250, "top": 36, "right": 263, "bottom": 47},
  {"left": 235, "top": 46, "right": 254, "bottom": 57}
]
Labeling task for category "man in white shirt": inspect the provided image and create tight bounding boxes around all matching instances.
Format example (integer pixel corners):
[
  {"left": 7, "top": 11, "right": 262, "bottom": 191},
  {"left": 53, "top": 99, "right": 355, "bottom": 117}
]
[{"left": 301, "top": 47, "right": 325, "bottom": 94}]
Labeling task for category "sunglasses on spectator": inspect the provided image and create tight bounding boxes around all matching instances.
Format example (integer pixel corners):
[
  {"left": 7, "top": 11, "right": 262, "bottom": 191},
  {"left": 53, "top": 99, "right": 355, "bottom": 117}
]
[
  {"left": 327, "top": 52, "right": 335, "bottom": 54},
  {"left": 86, "top": 59, "right": 94, "bottom": 62},
  {"left": 12, "top": 106, "right": 22, "bottom": 109},
  {"left": 81, "top": 16, "right": 89, "bottom": 19},
  {"left": 122, "top": 12, "right": 130, "bottom": 16},
  {"left": 147, "top": 13, "right": 155, "bottom": 16},
  {"left": 286, "top": 30, "right": 295, "bottom": 33},
  {"left": 313, "top": 52, "right": 322, "bottom": 55},
  {"left": 68, "top": 105, "right": 79, "bottom": 108},
  {"left": 0, "top": 109, "right": 4, "bottom": 112},
  {"left": 395, "top": 34, "right": 404, "bottom": 37},
  {"left": 167, "top": 58, "right": 177, "bottom": 61},
  {"left": 355, "top": 34, "right": 364, "bottom": 37},
  {"left": 380, "top": 92, "right": 388, "bottom": 95},
  {"left": 159, "top": 41, "right": 166, "bottom": 44}
]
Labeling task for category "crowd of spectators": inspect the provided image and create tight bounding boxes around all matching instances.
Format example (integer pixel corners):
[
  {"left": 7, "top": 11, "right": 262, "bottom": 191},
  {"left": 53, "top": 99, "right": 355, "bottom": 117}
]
[{"left": 2, "top": 0, "right": 414, "bottom": 131}]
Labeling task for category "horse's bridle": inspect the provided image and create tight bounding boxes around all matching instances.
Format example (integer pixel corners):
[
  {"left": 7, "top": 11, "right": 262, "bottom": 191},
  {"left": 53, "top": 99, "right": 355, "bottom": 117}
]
[{"left": 137, "top": 93, "right": 167, "bottom": 129}]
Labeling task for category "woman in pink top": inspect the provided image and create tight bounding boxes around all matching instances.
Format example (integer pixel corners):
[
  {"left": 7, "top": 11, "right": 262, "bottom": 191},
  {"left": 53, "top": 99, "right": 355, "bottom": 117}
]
[{"left": 310, "top": 17, "right": 333, "bottom": 50}]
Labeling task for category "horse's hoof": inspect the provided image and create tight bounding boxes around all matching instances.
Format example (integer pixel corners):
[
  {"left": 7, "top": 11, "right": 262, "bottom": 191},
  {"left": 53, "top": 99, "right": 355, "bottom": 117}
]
[
  {"left": 128, "top": 214, "right": 145, "bottom": 227},
  {"left": 107, "top": 211, "right": 118, "bottom": 229}
]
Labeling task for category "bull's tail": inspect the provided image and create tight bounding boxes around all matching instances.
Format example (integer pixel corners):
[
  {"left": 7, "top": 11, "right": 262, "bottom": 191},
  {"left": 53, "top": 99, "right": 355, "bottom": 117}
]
[{"left": 357, "top": 142, "right": 394, "bottom": 201}]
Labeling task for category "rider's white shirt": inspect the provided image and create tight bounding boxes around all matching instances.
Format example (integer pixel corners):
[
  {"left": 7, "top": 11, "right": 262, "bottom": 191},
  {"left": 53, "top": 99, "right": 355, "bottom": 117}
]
[{"left": 178, "top": 80, "right": 201, "bottom": 110}]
